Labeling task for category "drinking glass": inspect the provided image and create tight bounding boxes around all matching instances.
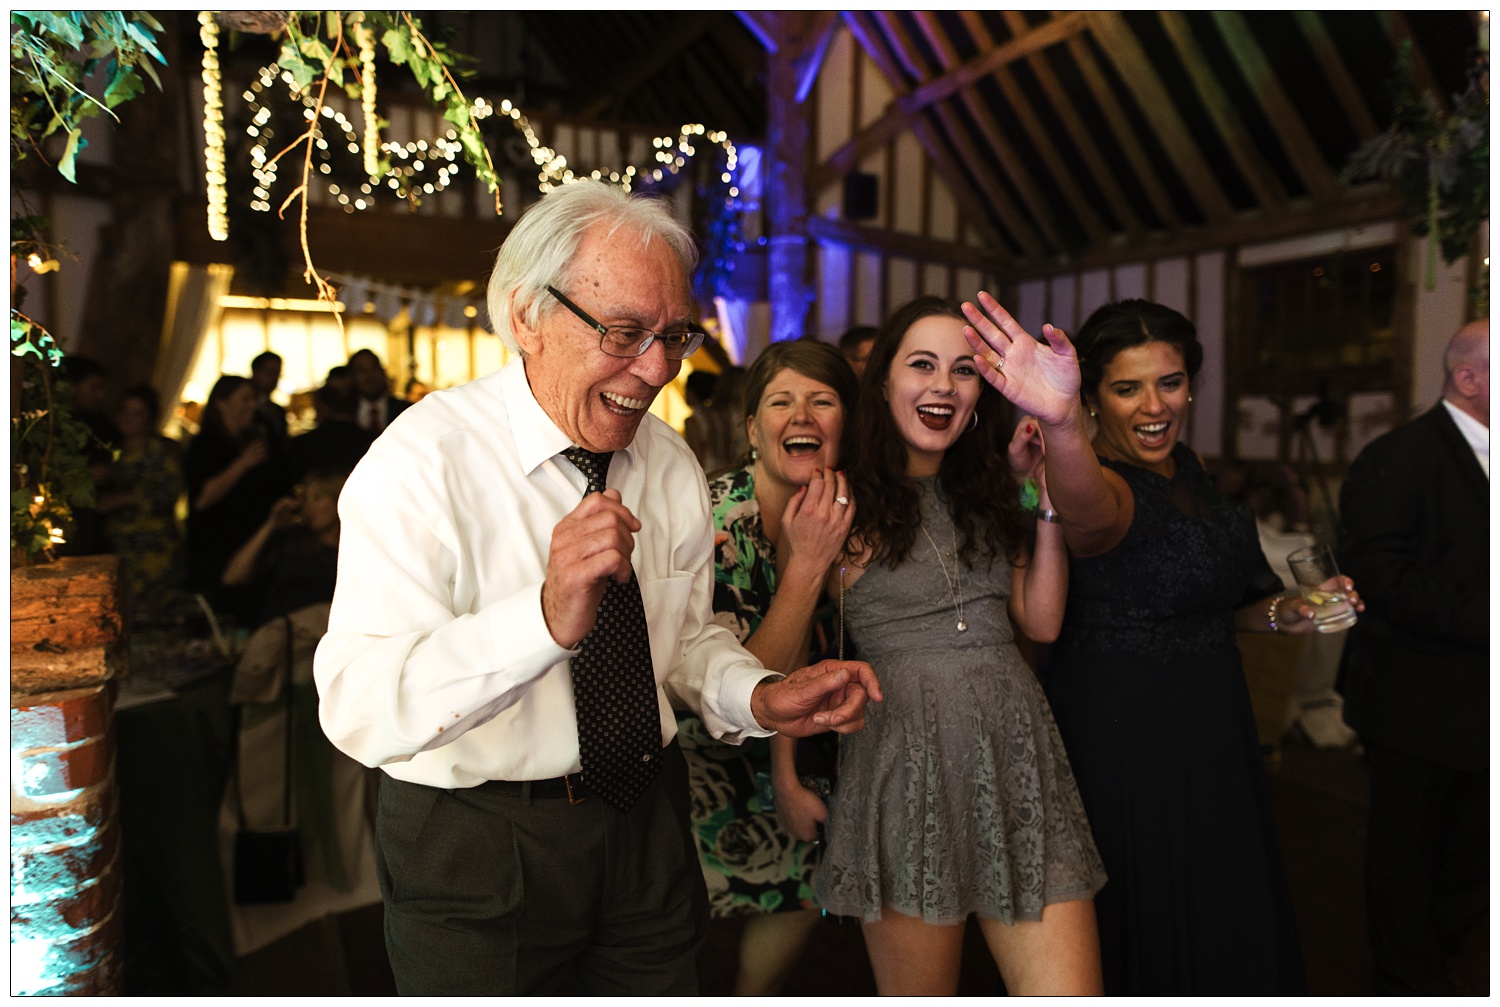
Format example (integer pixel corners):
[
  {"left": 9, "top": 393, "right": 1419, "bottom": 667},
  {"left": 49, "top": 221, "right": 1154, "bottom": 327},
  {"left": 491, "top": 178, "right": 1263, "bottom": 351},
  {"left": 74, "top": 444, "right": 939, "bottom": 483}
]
[{"left": 1286, "top": 544, "right": 1358, "bottom": 633}]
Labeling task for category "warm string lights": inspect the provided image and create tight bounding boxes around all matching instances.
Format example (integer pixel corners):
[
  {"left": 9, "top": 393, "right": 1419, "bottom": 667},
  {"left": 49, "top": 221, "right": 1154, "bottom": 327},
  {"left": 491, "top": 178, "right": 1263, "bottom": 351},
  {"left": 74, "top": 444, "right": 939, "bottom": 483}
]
[
  {"left": 198, "top": 11, "right": 228, "bottom": 240},
  {"left": 356, "top": 22, "right": 380, "bottom": 179},
  {"left": 209, "top": 40, "right": 744, "bottom": 224},
  {"left": 244, "top": 65, "right": 464, "bottom": 213}
]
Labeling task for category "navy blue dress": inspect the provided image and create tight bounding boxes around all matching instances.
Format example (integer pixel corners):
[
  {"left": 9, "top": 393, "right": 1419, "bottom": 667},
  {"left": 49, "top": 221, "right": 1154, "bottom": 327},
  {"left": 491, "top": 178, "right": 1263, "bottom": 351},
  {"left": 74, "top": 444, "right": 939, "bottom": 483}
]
[{"left": 1045, "top": 444, "right": 1304, "bottom": 994}]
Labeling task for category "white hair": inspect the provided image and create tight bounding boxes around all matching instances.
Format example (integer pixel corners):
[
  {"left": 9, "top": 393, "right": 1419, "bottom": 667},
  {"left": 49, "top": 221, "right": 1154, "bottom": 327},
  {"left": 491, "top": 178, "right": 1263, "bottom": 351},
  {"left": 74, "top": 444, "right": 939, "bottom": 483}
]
[{"left": 486, "top": 180, "right": 699, "bottom": 354}]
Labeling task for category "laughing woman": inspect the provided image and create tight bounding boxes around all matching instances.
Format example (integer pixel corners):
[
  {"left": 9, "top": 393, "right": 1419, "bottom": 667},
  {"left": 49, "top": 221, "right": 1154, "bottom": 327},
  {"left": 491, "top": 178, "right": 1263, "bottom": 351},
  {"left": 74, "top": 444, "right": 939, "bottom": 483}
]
[
  {"left": 815, "top": 297, "right": 1105, "bottom": 995},
  {"left": 959, "top": 295, "right": 1361, "bottom": 994},
  {"left": 676, "top": 339, "right": 859, "bottom": 995}
]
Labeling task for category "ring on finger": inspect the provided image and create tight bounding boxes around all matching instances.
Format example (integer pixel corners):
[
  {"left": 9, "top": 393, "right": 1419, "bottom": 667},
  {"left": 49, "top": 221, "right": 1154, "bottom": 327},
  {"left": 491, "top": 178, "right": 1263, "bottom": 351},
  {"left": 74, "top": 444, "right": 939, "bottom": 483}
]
[{"left": 835, "top": 495, "right": 849, "bottom": 506}]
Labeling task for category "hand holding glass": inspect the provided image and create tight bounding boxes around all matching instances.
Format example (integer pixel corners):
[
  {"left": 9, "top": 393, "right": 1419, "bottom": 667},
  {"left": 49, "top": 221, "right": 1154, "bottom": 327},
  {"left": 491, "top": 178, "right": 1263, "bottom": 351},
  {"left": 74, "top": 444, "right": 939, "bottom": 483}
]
[{"left": 1286, "top": 545, "right": 1358, "bottom": 633}]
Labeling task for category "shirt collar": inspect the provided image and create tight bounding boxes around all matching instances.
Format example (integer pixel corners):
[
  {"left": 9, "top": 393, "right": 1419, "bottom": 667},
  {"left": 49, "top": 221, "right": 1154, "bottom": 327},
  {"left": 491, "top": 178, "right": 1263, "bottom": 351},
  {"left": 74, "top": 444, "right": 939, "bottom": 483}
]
[
  {"left": 1442, "top": 398, "right": 1489, "bottom": 470},
  {"left": 500, "top": 356, "right": 641, "bottom": 476}
]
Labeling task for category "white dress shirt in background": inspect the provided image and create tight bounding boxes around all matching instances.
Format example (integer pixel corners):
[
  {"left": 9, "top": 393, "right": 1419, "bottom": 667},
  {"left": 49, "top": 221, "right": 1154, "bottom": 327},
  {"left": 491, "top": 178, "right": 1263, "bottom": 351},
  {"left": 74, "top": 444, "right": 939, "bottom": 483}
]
[
  {"left": 315, "top": 357, "right": 773, "bottom": 789},
  {"left": 1442, "top": 398, "right": 1489, "bottom": 478}
]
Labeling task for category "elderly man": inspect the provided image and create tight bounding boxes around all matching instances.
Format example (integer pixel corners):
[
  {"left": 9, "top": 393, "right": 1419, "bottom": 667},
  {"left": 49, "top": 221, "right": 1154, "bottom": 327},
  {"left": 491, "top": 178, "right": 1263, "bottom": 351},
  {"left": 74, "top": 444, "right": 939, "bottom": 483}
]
[
  {"left": 1338, "top": 318, "right": 1489, "bottom": 994},
  {"left": 314, "top": 181, "right": 879, "bottom": 995}
]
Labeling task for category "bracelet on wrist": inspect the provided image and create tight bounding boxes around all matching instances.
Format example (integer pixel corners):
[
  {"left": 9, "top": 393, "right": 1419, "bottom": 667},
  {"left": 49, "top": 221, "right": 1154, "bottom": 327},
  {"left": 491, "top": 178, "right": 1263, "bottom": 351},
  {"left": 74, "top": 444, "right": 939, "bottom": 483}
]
[
  {"left": 1036, "top": 507, "right": 1061, "bottom": 524},
  {"left": 1268, "top": 595, "right": 1284, "bottom": 633}
]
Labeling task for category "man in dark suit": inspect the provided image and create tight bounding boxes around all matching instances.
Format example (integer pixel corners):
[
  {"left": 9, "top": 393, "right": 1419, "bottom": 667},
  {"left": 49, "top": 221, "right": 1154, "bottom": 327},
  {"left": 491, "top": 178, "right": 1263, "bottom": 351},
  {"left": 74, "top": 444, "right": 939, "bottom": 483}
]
[
  {"left": 1337, "top": 318, "right": 1489, "bottom": 995},
  {"left": 287, "top": 382, "right": 375, "bottom": 483},
  {"left": 250, "top": 350, "right": 289, "bottom": 441},
  {"left": 348, "top": 348, "right": 410, "bottom": 434}
]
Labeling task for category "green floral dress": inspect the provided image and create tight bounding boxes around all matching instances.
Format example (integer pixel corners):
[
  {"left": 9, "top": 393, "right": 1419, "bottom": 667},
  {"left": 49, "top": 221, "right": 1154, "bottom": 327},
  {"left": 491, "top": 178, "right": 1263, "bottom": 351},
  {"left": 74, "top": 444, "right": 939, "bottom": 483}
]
[
  {"left": 104, "top": 435, "right": 192, "bottom": 624},
  {"left": 679, "top": 465, "right": 837, "bottom": 917}
]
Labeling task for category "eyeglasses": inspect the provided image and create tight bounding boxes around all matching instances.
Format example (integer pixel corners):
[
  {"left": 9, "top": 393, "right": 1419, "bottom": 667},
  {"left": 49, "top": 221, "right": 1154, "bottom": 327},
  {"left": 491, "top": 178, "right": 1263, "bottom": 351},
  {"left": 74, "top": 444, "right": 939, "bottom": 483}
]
[{"left": 546, "top": 285, "right": 705, "bottom": 360}]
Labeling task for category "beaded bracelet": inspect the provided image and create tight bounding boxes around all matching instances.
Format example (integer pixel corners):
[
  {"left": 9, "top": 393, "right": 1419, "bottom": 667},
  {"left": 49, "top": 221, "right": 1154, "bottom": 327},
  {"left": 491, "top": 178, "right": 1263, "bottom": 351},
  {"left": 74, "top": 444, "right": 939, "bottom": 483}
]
[{"left": 1267, "top": 595, "right": 1284, "bottom": 633}]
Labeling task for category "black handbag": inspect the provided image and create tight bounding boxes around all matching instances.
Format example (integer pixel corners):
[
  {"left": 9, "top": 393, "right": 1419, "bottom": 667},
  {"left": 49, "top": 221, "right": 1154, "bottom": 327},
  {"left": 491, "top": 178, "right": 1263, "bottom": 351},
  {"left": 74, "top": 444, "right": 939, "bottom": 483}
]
[{"left": 233, "top": 616, "right": 305, "bottom": 904}]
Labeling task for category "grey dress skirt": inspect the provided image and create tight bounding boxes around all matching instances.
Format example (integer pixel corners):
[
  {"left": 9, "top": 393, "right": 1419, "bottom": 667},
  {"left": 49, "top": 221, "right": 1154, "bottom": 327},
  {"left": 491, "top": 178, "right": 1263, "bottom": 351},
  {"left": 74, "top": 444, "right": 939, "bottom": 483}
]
[{"left": 815, "top": 479, "right": 1105, "bottom": 924}]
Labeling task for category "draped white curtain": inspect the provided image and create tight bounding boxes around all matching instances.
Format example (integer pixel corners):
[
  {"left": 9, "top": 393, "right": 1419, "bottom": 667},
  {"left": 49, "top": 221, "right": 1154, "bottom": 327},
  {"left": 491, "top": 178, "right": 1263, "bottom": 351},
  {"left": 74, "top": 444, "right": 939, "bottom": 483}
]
[{"left": 153, "top": 261, "right": 234, "bottom": 430}]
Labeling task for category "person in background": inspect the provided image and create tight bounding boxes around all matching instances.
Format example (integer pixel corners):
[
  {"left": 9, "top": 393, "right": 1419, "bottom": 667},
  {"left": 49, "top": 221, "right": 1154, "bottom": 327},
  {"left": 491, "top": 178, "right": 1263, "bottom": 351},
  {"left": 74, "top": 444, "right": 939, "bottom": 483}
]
[
  {"left": 57, "top": 355, "right": 119, "bottom": 556},
  {"left": 818, "top": 296, "right": 1105, "bottom": 995},
  {"left": 348, "top": 348, "right": 410, "bottom": 434},
  {"left": 1337, "top": 318, "right": 1489, "bottom": 995},
  {"left": 961, "top": 293, "right": 1360, "bottom": 994},
  {"left": 96, "top": 385, "right": 190, "bottom": 624},
  {"left": 679, "top": 339, "right": 858, "bottom": 994},
  {"left": 325, "top": 364, "right": 355, "bottom": 400},
  {"left": 288, "top": 382, "right": 376, "bottom": 483},
  {"left": 223, "top": 467, "right": 348, "bottom": 628},
  {"left": 682, "top": 368, "right": 742, "bottom": 478},
  {"left": 184, "top": 374, "right": 292, "bottom": 625},
  {"left": 313, "top": 179, "right": 879, "bottom": 995},
  {"left": 250, "top": 350, "right": 288, "bottom": 441},
  {"left": 837, "top": 325, "right": 877, "bottom": 380},
  {"left": 404, "top": 378, "right": 430, "bottom": 403}
]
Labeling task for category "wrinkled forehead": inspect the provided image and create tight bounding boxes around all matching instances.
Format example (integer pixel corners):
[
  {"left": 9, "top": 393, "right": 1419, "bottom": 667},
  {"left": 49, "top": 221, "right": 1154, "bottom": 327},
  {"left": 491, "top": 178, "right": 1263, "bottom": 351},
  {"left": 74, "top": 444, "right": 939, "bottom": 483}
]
[{"left": 559, "top": 224, "right": 693, "bottom": 320}]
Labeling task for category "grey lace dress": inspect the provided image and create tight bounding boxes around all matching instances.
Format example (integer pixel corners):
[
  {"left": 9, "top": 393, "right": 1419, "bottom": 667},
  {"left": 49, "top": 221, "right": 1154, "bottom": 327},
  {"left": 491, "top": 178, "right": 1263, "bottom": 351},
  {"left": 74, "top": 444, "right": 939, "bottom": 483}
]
[{"left": 815, "top": 478, "right": 1105, "bottom": 924}]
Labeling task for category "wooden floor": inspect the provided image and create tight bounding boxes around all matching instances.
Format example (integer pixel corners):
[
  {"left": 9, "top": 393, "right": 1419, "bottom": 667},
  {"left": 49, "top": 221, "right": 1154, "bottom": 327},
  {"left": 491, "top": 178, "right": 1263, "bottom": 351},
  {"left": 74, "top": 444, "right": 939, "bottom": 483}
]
[{"left": 224, "top": 732, "right": 1488, "bottom": 996}]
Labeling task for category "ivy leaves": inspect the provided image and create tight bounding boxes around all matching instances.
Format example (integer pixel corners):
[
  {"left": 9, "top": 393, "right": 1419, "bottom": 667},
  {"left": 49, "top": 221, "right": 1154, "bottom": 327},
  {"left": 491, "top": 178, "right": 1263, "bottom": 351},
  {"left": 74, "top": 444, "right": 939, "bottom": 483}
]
[
  {"left": 273, "top": 12, "right": 500, "bottom": 201},
  {"left": 9, "top": 11, "right": 166, "bottom": 182}
]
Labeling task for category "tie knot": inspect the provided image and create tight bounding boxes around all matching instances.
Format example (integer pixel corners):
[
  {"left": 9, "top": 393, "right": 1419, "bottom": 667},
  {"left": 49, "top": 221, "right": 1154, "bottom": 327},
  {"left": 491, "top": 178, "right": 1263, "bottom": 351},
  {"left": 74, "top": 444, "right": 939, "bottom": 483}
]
[{"left": 562, "top": 446, "right": 614, "bottom": 494}]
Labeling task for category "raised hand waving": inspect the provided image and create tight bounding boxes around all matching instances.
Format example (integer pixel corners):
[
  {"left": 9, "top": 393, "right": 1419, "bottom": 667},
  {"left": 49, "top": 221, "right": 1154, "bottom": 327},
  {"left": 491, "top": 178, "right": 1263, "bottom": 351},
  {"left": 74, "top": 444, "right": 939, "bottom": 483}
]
[{"left": 960, "top": 290, "right": 1082, "bottom": 428}]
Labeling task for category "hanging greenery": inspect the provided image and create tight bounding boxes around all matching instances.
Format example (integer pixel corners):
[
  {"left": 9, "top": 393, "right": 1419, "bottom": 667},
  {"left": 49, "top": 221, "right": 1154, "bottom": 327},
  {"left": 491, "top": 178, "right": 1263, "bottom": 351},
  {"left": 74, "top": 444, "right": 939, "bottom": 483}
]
[
  {"left": 10, "top": 12, "right": 168, "bottom": 562},
  {"left": 9, "top": 11, "right": 167, "bottom": 182},
  {"left": 1342, "top": 42, "right": 1489, "bottom": 287}
]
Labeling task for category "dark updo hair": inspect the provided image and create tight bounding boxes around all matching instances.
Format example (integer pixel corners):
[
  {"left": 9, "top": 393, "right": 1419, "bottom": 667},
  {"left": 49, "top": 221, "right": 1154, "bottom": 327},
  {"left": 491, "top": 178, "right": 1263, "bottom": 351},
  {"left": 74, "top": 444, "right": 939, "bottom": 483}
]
[
  {"left": 848, "top": 296, "right": 1028, "bottom": 570},
  {"left": 1073, "top": 299, "right": 1203, "bottom": 408},
  {"left": 738, "top": 338, "right": 860, "bottom": 468}
]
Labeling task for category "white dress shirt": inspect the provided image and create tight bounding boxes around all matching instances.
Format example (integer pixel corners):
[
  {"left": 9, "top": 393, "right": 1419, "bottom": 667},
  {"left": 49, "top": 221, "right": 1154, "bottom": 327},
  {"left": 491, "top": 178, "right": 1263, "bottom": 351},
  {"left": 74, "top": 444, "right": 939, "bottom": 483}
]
[
  {"left": 314, "top": 358, "right": 774, "bottom": 789},
  {"left": 1442, "top": 398, "right": 1489, "bottom": 478}
]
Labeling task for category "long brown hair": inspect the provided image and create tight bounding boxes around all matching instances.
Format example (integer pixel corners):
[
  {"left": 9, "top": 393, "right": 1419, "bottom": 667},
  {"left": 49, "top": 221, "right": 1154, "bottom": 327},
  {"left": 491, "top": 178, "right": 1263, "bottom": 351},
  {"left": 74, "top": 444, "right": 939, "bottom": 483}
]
[{"left": 847, "top": 296, "right": 1029, "bottom": 570}]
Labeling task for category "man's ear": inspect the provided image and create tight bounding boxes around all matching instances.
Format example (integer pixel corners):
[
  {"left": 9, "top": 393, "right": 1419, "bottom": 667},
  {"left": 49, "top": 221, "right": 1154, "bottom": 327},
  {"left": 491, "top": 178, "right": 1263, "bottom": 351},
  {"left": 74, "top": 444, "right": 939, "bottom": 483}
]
[{"left": 511, "top": 291, "right": 542, "bottom": 357}]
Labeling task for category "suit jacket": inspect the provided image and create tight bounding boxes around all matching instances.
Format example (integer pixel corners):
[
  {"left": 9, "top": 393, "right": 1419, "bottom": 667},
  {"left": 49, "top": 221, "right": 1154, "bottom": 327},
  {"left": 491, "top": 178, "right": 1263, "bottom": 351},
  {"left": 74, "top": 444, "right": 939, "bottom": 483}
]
[
  {"left": 287, "top": 419, "right": 376, "bottom": 483},
  {"left": 1337, "top": 403, "right": 1489, "bottom": 770},
  {"left": 357, "top": 395, "right": 410, "bottom": 433}
]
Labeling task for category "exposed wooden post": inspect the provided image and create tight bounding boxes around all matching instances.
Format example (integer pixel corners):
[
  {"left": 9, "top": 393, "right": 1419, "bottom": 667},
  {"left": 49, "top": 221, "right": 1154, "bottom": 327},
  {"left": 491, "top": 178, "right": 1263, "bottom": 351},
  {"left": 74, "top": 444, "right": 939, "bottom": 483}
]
[{"left": 764, "top": 12, "right": 813, "bottom": 349}]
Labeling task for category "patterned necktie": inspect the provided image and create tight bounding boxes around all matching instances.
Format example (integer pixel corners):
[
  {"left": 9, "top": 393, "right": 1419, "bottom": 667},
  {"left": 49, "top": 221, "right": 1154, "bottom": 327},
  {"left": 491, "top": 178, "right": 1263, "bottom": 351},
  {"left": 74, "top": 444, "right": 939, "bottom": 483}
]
[{"left": 561, "top": 446, "right": 663, "bottom": 812}]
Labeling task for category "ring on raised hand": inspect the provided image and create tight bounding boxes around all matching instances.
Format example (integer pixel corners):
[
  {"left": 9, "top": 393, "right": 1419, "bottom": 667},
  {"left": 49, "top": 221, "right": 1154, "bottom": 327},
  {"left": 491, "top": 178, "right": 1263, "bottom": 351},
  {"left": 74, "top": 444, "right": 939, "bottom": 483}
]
[
  {"left": 994, "top": 353, "right": 1005, "bottom": 368},
  {"left": 835, "top": 495, "right": 849, "bottom": 506}
]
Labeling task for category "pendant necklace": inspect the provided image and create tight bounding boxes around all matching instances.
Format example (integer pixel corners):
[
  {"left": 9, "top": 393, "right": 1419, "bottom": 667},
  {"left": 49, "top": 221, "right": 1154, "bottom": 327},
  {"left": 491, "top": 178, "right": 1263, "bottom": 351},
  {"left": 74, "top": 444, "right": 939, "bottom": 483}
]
[{"left": 920, "top": 520, "right": 967, "bottom": 633}]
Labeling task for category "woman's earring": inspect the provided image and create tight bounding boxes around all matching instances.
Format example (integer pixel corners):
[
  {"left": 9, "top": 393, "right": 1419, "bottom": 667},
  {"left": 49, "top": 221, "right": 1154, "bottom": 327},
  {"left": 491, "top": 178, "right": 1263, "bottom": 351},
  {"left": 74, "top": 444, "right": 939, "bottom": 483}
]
[
  {"left": 967, "top": 410, "right": 979, "bottom": 432},
  {"left": 1188, "top": 394, "right": 1195, "bottom": 403}
]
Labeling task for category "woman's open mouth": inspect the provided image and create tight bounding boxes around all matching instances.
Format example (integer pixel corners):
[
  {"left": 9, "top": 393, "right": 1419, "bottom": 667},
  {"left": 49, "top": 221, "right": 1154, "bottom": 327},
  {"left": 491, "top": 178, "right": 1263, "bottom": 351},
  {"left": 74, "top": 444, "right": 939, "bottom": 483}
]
[
  {"left": 783, "top": 435, "right": 824, "bottom": 457},
  {"left": 1133, "top": 420, "right": 1171, "bottom": 448},
  {"left": 917, "top": 404, "right": 955, "bottom": 430}
]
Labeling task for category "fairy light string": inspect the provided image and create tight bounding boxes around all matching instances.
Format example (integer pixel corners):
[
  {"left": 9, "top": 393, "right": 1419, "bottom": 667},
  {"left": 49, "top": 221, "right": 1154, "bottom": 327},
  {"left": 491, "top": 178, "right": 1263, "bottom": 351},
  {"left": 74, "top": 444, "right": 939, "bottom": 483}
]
[{"left": 198, "top": 11, "right": 228, "bottom": 240}]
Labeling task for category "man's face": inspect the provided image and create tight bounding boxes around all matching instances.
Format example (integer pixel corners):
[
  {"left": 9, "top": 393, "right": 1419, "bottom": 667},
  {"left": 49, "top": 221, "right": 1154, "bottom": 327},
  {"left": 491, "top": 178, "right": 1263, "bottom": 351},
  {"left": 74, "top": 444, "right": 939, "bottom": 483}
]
[
  {"left": 251, "top": 359, "right": 281, "bottom": 396},
  {"left": 351, "top": 354, "right": 387, "bottom": 399},
  {"left": 845, "top": 336, "right": 874, "bottom": 379},
  {"left": 514, "top": 224, "right": 691, "bottom": 454}
]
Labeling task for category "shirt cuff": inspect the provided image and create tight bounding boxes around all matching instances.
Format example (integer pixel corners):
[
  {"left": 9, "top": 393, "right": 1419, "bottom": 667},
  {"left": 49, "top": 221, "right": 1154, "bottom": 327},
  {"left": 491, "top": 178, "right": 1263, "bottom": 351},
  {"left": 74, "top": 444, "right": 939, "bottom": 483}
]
[
  {"left": 484, "top": 580, "right": 577, "bottom": 673},
  {"left": 720, "top": 666, "right": 782, "bottom": 741}
]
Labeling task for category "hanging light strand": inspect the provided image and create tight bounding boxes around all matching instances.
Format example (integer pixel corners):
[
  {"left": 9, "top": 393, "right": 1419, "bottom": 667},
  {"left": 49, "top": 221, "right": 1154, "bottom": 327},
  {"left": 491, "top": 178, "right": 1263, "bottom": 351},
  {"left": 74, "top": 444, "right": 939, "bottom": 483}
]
[
  {"left": 356, "top": 21, "right": 380, "bottom": 180},
  {"left": 199, "top": 11, "right": 229, "bottom": 240}
]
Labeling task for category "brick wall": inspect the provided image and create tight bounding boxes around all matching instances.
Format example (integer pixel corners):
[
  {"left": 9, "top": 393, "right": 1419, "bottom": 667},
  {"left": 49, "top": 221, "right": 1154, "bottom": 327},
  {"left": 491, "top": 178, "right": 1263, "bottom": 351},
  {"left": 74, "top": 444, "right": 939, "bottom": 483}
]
[{"left": 11, "top": 556, "right": 125, "bottom": 996}]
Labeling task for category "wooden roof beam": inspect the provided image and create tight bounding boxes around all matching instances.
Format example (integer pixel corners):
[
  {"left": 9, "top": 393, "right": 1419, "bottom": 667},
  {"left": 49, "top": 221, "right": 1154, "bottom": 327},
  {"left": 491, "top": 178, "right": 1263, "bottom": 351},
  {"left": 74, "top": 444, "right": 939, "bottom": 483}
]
[
  {"left": 581, "top": 12, "right": 716, "bottom": 118},
  {"left": 1294, "top": 12, "right": 1381, "bottom": 143},
  {"left": 1211, "top": 11, "right": 1342, "bottom": 203},
  {"left": 1159, "top": 12, "right": 1288, "bottom": 214},
  {"left": 1063, "top": 31, "right": 1181, "bottom": 230},
  {"left": 914, "top": 11, "right": 1110, "bottom": 247},
  {"left": 840, "top": 11, "right": 1017, "bottom": 260},
  {"left": 895, "top": 11, "right": 1091, "bottom": 116},
  {"left": 870, "top": 9, "right": 1056, "bottom": 258},
  {"left": 807, "top": 215, "right": 1007, "bottom": 273},
  {"left": 991, "top": 10, "right": 1147, "bottom": 242},
  {"left": 1087, "top": 12, "right": 1236, "bottom": 224}
]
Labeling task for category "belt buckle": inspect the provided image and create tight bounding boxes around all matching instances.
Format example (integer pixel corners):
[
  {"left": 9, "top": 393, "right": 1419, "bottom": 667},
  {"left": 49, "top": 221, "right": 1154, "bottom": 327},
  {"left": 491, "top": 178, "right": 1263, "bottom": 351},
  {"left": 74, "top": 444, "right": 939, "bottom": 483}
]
[{"left": 564, "top": 773, "right": 587, "bottom": 805}]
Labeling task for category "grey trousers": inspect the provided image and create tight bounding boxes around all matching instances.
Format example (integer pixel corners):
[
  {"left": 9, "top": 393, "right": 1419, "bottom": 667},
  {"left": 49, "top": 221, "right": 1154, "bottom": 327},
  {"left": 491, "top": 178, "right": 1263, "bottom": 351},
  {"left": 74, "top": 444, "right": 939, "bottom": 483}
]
[{"left": 375, "top": 742, "right": 707, "bottom": 995}]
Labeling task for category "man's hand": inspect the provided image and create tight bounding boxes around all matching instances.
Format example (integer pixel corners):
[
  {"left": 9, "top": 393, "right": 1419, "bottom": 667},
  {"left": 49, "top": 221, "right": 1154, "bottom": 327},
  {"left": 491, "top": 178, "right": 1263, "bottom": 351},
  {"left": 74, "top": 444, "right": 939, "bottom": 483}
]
[
  {"left": 750, "top": 659, "right": 882, "bottom": 737},
  {"left": 541, "top": 488, "right": 640, "bottom": 649}
]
